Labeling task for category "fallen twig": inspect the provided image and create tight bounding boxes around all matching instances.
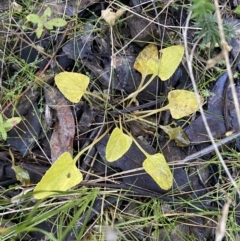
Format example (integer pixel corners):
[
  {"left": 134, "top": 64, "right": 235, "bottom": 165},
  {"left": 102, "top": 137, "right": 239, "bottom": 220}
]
[{"left": 181, "top": 132, "right": 240, "bottom": 163}]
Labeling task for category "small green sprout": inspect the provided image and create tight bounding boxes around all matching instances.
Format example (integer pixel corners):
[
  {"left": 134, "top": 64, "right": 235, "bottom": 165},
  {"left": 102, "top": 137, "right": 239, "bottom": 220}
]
[{"left": 26, "top": 7, "right": 67, "bottom": 38}]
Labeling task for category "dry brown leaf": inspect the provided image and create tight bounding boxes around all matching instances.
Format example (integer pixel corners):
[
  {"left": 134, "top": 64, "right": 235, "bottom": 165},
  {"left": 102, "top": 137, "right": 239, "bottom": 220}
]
[{"left": 44, "top": 86, "right": 75, "bottom": 162}]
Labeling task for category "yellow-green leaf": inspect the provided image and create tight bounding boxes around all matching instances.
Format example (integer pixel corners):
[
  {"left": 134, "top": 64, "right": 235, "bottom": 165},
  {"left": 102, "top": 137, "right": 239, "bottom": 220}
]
[
  {"left": 44, "top": 7, "right": 52, "bottom": 17},
  {"left": 143, "top": 153, "right": 173, "bottom": 190},
  {"left": 4, "top": 117, "right": 21, "bottom": 132},
  {"left": 11, "top": 165, "right": 30, "bottom": 186},
  {"left": 234, "top": 5, "right": 240, "bottom": 14},
  {"left": 134, "top": 44, "right": 159, "bottom": 77},
  {"left": 159, "top": 124, "right": 190, "bottom": 147},
  {"left": 147, "top": 45, "right": 184, "bottom": 80},
  {"left": 34, "top": 152, "right": 83, "bottom": 199},
  {"left": 26, "top": 14, "right": 40, "bottom": 23},
  {"left": 36, "top": 27, "right": 43, "bottom": 38},
  {"left": 106, "top": 127, "right": 132, "bottom": 162},
  {"left": 55, "top": 72, "right": 90, "bottom": 103},
  {"left": 46, "top": 18, "right": 67, "bottom": 28},
  {"left": 161, "top": 90, "right": 203, "bottom": 119}
]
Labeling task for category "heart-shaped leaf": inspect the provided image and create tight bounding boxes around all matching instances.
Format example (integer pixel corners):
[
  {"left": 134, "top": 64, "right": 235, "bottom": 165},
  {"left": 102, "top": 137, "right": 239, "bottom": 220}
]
[
  {"left": 55, "top": 72, "right": 90, "bottom": 103},
  {"left": 106, "top": 127, "right": 132, "bottom": 162},
  {"left": 159, "top": 90, "right": 203, "bottom": 119},
  {"left": 134, "top": 44, "right": 159, "bottom": 77},
  {"left": 143, "top": 153, "right": 173, "bottom": 190},
  {"left": 134, "top": 44, "right": 184, "bottom": 80},
  {"left": 34, "top": 152, "right": 83, "bottom": 199},
  {"left": 147, "top": 45, "right": 184, "bottom": 81}
]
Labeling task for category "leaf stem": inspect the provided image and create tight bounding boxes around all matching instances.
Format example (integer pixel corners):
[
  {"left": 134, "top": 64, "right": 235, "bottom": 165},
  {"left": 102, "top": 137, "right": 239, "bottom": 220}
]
[
  {"left": 119, "top": 74, "right": 156, "bottom": 104},
  {"left": 73, "top": 127, "right": 111, "bottom": 163},
  {"left": 9, "top": 148, "right": 15, "bottom": 166},
  {"left": 123, "top": 105, "right": 169, "bottom": 123},
  {"left": 124, "top": 128, "right": 149, "bottom": 157},
  {"left": 84, "top": 91, "right": 106, "bottom": 102}
]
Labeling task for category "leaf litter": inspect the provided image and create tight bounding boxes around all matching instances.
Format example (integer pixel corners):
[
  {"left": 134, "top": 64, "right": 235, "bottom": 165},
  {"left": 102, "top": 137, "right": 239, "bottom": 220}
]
[{"left": 1, "top": 0, "right": 240, "bottom": 240}]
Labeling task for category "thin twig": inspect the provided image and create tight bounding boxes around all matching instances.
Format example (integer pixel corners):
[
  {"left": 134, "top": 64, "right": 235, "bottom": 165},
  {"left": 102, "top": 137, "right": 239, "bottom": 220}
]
[{"left": 180, "top": 131, "right": 240, "bottom": 163}]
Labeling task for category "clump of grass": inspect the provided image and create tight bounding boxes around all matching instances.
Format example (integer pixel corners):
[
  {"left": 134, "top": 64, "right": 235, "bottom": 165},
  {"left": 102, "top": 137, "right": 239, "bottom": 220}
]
[{"left": 190, "top": 0, "right": 234, "bottom": 48}]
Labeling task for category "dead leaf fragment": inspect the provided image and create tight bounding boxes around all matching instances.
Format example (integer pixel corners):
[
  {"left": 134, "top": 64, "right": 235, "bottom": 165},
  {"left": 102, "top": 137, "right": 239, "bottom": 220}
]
[
  {"left": 126, "top": 12, "right": 158, "bottom": 47},
  {"left": 159, "top": 124, "right": 190, "bottom": 147},
  {"left": 215, "top": 197, "right": 232, "bottom": 241},
  {"left": 9, "top": 148, "right": 30, "bottom": 186},
  {"left": 101, "top": 8, "right": 126, "bottom": 26},
  {"left": 11, "top": 1, "right": 22, "bottom": 12},
  {"left": 45, "top": 86, "right": 75, "bottom": 162},
  {"left": 11, "top": 165, "right": 30, "bottom": 186}
]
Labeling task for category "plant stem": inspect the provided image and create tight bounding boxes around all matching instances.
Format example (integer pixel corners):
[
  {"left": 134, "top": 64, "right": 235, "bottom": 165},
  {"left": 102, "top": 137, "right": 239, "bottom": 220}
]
[
  {"left": 73, "top": 126, "right": 111, "bottom": 163},
  {"left": 124, "top": 128, "right": 149, "bottom": 157},
  {"left": 85, "top": 91, "right": 106, "bottom": 102},
  {"left": 119, "top": 74, "right": 156, "bottom": 105},
  {"left": 180, "top": 131, "right": 240, "bottom": 163}
]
